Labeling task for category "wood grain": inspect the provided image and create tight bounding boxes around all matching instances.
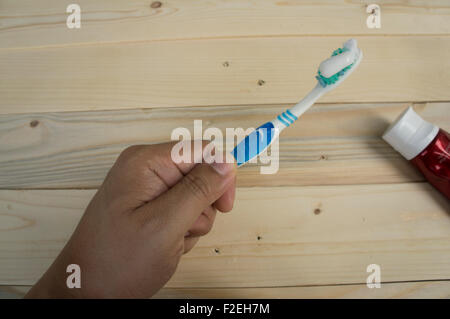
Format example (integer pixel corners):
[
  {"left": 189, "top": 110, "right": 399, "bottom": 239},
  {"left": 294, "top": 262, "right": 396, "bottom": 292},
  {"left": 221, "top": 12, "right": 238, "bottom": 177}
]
[
  {"left": 0, "top": 183, "right": 448, "bottom": 286},
  {"left": 1, "top": 0, "right": 450, "bottom": 49},
  {"left": 1, "top": 0, "right": 449, "bottom": 299},
  {"left": 1, "top": 37, "right": 450, "bottom": 114},
  {"left": 153, "top": 281, "right": 450, "bottom": 299},
  {"left": 1, "top": 102, "right": 448, "bottom": 189},
  {"left": 2, "top": 281, "right": 450, "bottom": 298}
]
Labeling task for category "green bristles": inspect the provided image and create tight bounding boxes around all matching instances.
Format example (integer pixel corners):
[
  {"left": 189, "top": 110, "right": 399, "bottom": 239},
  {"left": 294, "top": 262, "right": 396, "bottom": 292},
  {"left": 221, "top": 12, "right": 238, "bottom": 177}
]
[
  {"left": 332, "top": 48, "right": 345, "bottom": 56},
  {"left": 316, "top": 47, "right": 354, "bottom": 87}
]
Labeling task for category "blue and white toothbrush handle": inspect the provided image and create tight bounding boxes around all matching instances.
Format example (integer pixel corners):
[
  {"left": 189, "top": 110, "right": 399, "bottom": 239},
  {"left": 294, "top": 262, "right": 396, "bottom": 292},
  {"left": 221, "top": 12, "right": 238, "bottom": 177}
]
[
  {"left": 273, "top": 83, "right": 324, "bottom": 132},
  {"left": 232, "top": 83, "right": 324, "bottom": 166}
]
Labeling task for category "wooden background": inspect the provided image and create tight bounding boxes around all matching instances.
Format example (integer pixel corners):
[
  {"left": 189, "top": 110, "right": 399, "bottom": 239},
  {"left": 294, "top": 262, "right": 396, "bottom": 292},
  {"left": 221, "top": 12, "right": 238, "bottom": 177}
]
[{"left": 0, "top": 0, "right": 449, "bottom": 298}]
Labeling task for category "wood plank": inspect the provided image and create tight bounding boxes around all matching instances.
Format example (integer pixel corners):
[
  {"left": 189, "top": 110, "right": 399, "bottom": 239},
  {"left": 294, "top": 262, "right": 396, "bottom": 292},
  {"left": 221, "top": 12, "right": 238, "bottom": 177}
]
[
  {"left": 153, "top": 281, "right": 450, "bottom": 299},
  {"left": 0, "top": 285, "right": 29, "bottom": 299},
  {"left": 2, "top": 0, "right": 450, "bottom": 49},
  {"left": 2, "top": 281, "right": 450, "bottom": 298},
  {"left": 1, "top": 102, "right": 448, "bottom": 189},
  {"left": 1, "top": 37, "right": 450, "bottom": 114},
  {"left": 0, "top": 183, "right": 448, "bottom": 286}
]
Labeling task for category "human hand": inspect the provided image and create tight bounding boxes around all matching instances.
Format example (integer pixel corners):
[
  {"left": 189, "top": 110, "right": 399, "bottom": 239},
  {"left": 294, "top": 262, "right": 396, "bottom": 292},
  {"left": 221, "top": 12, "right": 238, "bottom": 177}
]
[{"left": 25, "top": 142, "right": 237, "bottom": 298}]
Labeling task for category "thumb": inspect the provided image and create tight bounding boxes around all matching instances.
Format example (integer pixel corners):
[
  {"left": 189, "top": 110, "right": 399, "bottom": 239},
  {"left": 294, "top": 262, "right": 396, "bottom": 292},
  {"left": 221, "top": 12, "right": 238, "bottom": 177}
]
[{"left": 144, "top": 161, "right": 236, "bottom": 237}]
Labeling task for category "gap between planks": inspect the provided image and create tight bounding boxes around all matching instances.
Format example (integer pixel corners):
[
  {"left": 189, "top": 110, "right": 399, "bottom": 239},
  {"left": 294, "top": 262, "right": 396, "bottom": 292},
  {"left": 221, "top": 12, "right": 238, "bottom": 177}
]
[
  {"left": 3, "top": 34, "right": 450, "bottom": 53},
  {"left": 1, "top": 0, "right": 450, "bottom": 49},
  {"left": 1, "top": 280, "right": 450, "bottom": 299}
]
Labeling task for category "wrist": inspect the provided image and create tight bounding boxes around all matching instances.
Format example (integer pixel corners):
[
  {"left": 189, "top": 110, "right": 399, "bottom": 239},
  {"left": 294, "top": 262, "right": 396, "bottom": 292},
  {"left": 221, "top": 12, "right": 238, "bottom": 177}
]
[
  {"left": 25, "top": 274, "right": 81, "bottom": 299},
  {"left": 25, "top": 251, "right": 83, "bottom": 299}
]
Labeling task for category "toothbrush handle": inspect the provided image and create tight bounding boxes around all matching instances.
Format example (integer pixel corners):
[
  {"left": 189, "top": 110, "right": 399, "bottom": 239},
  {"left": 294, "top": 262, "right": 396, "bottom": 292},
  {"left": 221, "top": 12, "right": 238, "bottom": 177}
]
[
  {"left": 272, "top": 83, "right": 324, "bottom": 132},
  {"left": 290, "top": 83, "right": 324, "bottom": 118},
  {"left": 231, "top": 83, "right": 325, "bottom": 166}
]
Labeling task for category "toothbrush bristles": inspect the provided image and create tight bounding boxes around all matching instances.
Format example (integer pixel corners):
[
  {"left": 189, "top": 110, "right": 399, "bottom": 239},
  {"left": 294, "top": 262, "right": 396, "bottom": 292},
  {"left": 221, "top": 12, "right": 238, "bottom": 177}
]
[{"left": 316, "top": 47, "right": 355, "bottom": 87}]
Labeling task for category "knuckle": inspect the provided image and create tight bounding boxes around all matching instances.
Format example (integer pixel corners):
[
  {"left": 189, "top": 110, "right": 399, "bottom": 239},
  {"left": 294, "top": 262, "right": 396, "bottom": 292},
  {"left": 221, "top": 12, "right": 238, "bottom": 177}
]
[
  {"left": 173, "top": 241, "right": 185, "bottom": 258},
  {"left": 198, "top": 223, "right": 213, "bottom": 236},
  {"left": 182, "top": 173, "right": 212, "bottom": 201},
  {"left": 117, "top": 145, "right": 157, "bottom": 169},
  {"left": 193, "top": 213, "right": 215, "bottom": 236},
  {"left": 118, "top": 145, "right": 142, "bottom": 162},
  {"left": 201, "top": 217, "right": 215, "bottom": 235}
]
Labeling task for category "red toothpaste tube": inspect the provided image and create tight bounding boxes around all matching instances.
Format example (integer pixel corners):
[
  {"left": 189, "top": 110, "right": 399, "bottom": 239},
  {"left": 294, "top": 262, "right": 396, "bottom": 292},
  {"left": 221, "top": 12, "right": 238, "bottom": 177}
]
[{"left": 383, "top": 107, "right": 450, "bottom": 199}]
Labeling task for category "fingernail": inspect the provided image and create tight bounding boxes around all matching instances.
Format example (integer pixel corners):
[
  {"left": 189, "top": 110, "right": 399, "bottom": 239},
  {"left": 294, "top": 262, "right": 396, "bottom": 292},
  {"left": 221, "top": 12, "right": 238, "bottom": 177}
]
[{"left": 211, "top": 161, "right": 234, "bottom": 175}]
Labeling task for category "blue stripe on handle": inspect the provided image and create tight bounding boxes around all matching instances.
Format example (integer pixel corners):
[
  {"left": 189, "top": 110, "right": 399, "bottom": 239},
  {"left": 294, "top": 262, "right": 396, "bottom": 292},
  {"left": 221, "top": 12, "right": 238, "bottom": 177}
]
[
  {"left": 232, "top": 122, "right": 275, "bottom": 166},
  {"left": 281, "top": 112, "right": 294, "bottom": 124},
  {"left": 277, "top": 115, "right": 290, "bottom": 127},
  {"left": 285, "top": 110, "right": 298, "bottom": 121}
]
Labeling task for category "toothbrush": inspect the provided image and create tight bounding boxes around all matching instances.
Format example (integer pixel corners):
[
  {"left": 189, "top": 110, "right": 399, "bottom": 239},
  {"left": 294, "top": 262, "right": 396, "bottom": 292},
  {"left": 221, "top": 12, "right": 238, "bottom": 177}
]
[{"left": 231, "top": 38, "right": 363, "bottom": 166}]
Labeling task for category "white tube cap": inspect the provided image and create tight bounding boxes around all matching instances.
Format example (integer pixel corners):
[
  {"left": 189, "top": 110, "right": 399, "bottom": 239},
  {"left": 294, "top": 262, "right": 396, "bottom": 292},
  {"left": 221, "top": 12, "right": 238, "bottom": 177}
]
[{"left": 382, "top": 107, "right": 439, "bottom": 160}]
